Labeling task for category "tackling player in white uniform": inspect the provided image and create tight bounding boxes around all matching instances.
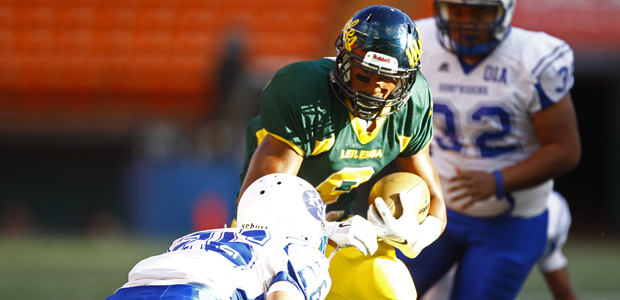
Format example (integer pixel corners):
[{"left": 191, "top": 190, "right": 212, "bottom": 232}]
[
  {"left": 422, "top": 191, "right": 578, "bottom": 300},
  {"left": 107, "top": 174, "right": 331, "bottom": 300},
  {"left": 399, "top": 0, "right": 581, "bottom": 299}
]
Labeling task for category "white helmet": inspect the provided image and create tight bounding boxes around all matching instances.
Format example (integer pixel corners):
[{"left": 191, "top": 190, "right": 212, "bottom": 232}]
[
  {"left": 237, "top": 173, "right": 327, "bottom": 250},
  {"left": 434, "top": 0, "right": 516, "bottom": 57}
]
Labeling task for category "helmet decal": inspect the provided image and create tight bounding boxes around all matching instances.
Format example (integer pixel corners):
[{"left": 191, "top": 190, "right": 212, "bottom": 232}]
[
  {"left": 363, "top": 51, "right": 398, "bottom": 73},
  {"left": 344, "top": 19, "right": 360, "bottom": 52},
  {"left": 303, "top": 190, "right": 325, "bottom": 222},
  {"left": 331, "top": 5, "right": 421, "bottom": 121},
  {"left": 405, "top": 27, "right": 422, "bottom": 68}
]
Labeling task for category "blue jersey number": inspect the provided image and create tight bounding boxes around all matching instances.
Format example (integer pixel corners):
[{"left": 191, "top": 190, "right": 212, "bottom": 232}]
[
  {"left": 434, "top": 102, "right": 462, "bottom": 153},
  {"left": 170, "top": 230, "right": 271, "bottom": 267},
  {"left": 555, "top": 66, "right": 570, "bottom": 94},
  {"left": 434, "top": 100, "right": 518, "bottom": 157}
]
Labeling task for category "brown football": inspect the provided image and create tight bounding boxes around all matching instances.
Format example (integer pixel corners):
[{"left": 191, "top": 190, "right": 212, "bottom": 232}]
[{"left": 368, "top": 172, "right": 430, "bottom": 223}]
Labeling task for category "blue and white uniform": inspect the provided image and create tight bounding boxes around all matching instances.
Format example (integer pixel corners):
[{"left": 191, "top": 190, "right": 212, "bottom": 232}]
[
  {"left": 421, "top": 191, "right": 573, "bottom": 300},
  {"left": 400, "top": 17, "right": 575, "bottom": 299},
  {"left": 107, "top": 228, "right": 331, "bottom": 300},
  {"left": 419, "top": 17, "right": 573, "bottom": 218}
]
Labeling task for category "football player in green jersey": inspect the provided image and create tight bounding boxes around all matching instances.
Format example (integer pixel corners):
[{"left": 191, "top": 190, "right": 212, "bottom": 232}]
[{"left": 237, "top": 5, "right": 447, "bottom": 299}]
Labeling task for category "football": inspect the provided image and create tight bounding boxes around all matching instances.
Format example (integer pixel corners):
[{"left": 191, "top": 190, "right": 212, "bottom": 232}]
[{"left": 368, "top": 172, "right": 430, "bottom": 223}]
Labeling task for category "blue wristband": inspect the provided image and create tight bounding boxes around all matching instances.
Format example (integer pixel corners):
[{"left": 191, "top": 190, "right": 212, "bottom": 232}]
[{"left": 493, "top": 170, "right": 504, "bottom": 200}]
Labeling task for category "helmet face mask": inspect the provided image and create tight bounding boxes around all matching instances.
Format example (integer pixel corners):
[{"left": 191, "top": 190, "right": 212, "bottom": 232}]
[
  {"left": 434, "top": 0, "right": 515, "bottom": 58},
  {"left": 236, "top": 174, "right": 327, "bottom": 252},
  {"left": 331, "top": 5, "right": 421, "bottom": 121}
]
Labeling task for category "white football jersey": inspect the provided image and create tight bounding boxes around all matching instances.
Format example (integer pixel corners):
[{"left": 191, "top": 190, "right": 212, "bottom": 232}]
[
  {"left": 416, "top": 18, "right": 574, "bottom": 217},
  {"left": 120, "top": 228, "right": 331, "bottom": 300}
]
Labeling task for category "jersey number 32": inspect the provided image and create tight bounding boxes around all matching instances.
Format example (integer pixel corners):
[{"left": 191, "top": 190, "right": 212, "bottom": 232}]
[{"left": 433, "top": 100, "right": 519, "bottom": 158}]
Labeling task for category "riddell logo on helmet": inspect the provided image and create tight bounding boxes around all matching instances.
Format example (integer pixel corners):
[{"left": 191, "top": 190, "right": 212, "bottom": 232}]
[
  {"left": 373, "top": 54, "right": 391, "bottom": 63},
  {"left": 363, "top": 51, "right": 398, "bottom": 72},
  {"left": 241, "top": 222, "right": 268, "bottom": 230}
]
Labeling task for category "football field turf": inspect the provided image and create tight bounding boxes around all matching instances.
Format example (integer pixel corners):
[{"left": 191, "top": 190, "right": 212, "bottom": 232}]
[{"left": 1, "top": 235, "right": 618, "bottom": 300}]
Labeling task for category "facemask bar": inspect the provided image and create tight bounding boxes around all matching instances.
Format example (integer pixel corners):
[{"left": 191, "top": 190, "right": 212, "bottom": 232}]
[
  {"left": 331, "top": 33, "right": 419, "bottom": 121},
  {"left": 435, "top": 2, "right": 506, "bottom": 57},
  {"left": 319, "top": 234, "right": 328, "bottom": 255},
  {"left": 303, "top": 221, "right": 327, "bottom": 254}
]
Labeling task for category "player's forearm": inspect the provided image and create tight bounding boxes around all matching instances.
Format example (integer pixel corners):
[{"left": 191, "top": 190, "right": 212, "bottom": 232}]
[
  {"left": 422, "top": 161, "right": 447, "bottom": 231},
  {"left": 238, "top": 136, "right": 303, "bottom": 204},
  {"left": 500, "top": 94, "right": 581, "bottom": 193},
  {"left": 239, "top": 159, "right": 300, "bottom": 204},
  {"left": 500, "top": 144, "right": 579, "bottom": 193},
  {"left": 395, "top": 148, "right": 447, "bottom": 231},
  {"left": 267, "top": 290, "right": 304, "bottom": 300},
  {"left": 428, "top": 192, "right": 447, "bottom": 232},
  {"left": 267, "top": 281, "right": 305, "bottom": 300}
]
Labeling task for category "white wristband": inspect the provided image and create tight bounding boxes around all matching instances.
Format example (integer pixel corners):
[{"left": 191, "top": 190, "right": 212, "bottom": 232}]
[{"left": 400, "top": 215, "right": 442, "bottom": 259}]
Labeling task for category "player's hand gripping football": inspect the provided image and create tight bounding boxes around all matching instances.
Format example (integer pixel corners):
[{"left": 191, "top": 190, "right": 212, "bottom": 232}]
[
  {"left": 368, "top": 191, "right": 441, "bottom": 258},
  {"left": 368, "top": 191, "right": 421, "bottom": 250},
  {"left": 323, "top": 215, "right": 388, "bottom": 256}
]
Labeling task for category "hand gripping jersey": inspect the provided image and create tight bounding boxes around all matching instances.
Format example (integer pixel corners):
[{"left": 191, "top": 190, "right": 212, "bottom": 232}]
[
  {"left": 240, "top": 58, "right": 433, "bottom": 221},
  {"left": 114, "top": 228, "right": 331, "bottom": 300},
  {"left": 415, "top": 18, "right": 575, "bottom": 218}
]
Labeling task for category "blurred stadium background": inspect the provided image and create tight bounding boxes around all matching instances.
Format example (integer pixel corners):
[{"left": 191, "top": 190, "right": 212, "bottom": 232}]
[{"left": 0, "top": 0, "right": 619, "bottom": 299}]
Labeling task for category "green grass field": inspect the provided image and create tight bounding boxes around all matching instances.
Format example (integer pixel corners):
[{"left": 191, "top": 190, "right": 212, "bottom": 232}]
[
  {"left": 1, "top": 235, "right": 619, "bottom": 300},
  {"left": 519, "top": 237, "right": 620, "bottom": 300}
]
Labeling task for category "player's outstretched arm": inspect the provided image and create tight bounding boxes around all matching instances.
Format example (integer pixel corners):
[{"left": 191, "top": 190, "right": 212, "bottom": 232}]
[{"left": 238, "top": 135, "right": 303, "bottom": 204}]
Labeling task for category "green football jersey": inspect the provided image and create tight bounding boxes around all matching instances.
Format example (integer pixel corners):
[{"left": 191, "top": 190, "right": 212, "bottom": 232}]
[{"left": 240, "top": 58, "right": 433, "bottom": 221}]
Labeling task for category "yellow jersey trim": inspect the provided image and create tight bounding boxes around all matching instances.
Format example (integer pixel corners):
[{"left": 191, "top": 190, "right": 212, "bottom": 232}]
[
  {"left": 346, "top": 98, "right": 392, "bottom": 145},
  {"left": 349, "top": 111, "right": 388, "bottom": 145},
  {"left": 255, "top": 128, "right": 268, "bottom": 144},
  {"left": 397, "top": 136, "right": 412, "bottom": 153},
  {"left": 256, "top": 129, "right": 306, "bottom": 157},
  {"left": 311, "top": 137, "right": 335, "bottom": 156}
]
